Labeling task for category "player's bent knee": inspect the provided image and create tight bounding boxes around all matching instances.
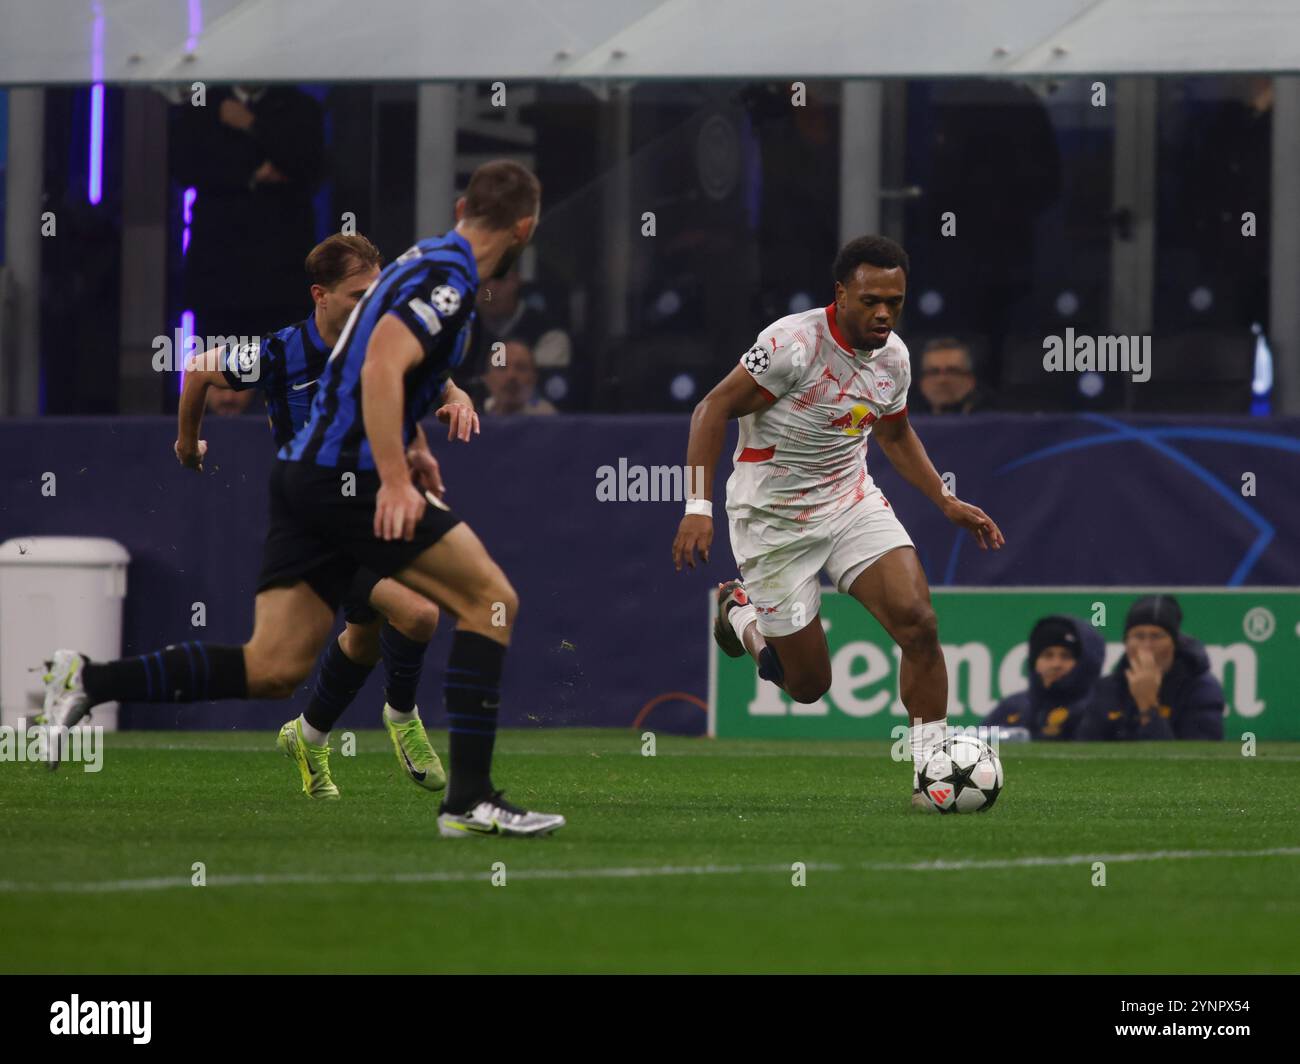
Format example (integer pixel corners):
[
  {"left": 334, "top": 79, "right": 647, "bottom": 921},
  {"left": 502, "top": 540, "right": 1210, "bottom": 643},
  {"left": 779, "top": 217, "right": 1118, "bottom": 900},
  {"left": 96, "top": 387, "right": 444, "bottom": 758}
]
[
  {"left": 245, "top": 655, "right": 311, "bottom": 700},
  {"left": 896, "top": 605, "right": 940, "bottom": 656},
  {"left": 277, "top": 658, "right": 314, "bottom": 698},
  {"left": 786, "top": 675, "right": 831, "bottom": 705},
  {"left": 259, "top": 676, "right": 297, "bottom": 700},
  {"left": 392, "top": 598, "right": 440, "bottom": 642}
]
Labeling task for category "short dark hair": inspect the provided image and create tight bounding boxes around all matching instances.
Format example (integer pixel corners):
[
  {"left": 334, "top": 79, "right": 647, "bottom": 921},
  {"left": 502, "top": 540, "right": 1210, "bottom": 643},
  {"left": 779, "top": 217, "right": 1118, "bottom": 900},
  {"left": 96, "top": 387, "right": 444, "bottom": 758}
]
[
  {"left": 497, "top": 336, "right": 536, "bottom": 367},
  {"left": 463, "top": 160, "right": 542, "bottom": 231},
  {"left": 922, "top": 337, "right": 972, "bottom": 370},
  {"left": 305, "top": 233, "right": 382, "bottom": 289},
  {"left": 833, "top": 235, "right": 909, "bottom": 286}
]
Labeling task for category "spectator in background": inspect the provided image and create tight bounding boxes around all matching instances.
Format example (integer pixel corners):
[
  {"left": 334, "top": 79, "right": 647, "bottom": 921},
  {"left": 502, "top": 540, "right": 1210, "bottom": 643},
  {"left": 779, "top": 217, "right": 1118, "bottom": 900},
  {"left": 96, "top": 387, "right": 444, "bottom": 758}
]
[
  {"left": 1079, "top": 595, "right": 1225, "bottom": 740},
  {"left": 984, "top": 616, "right": 1102, "bottom": 740},
  {"left": 467, "top": 271, "right": 572, "bottom": 409},
  {"left": 170, "top": 84, "right": 324, "bottom": 341},
  {"left": 483, "top": 340, "right": 557, "bottom": 416},
  {"left": 914, "top": 338, "right": 995, "bottom": 414},
  {"left": 477, "top": 271, "right": 573, "bottom": 374}
]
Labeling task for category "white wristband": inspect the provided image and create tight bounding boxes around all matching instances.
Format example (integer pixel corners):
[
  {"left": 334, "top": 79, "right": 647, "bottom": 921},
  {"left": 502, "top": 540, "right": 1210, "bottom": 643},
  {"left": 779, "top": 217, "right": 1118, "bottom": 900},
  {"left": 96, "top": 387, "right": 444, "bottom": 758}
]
[{"left": 685, "top": 499, "right": 713, "bottom": 518}]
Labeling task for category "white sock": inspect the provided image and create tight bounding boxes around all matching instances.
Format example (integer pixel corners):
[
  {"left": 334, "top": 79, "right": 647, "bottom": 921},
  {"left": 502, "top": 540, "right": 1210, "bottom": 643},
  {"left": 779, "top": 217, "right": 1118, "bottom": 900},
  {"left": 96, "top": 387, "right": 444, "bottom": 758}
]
[
  {"left": 909, "top": 718, "right": 948, "bottom": 774},
  {"left": 298, "top": 715, "right": 329, "bottom": 746},
  {"left": 728, "top": 602, "right": 758, "bottom": 647},
  {"left": 384, "top": 704, "right": 417, "bottom": 724}
]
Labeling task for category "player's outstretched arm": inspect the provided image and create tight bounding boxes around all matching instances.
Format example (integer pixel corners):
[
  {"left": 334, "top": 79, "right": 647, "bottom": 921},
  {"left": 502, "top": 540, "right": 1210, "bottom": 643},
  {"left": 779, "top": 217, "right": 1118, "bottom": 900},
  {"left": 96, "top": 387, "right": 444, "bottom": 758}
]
[
  {"left": 175, "top": 347, "right": 231, "bottom": 471},
  {"left": 672, "top": 365, "right": 773, "bottom": 571},
  {"left": 362, "top": 315, "right": 428, "bottom": 541},
  {"left": 871, "top": 414, "right": 1005, "bottom": 551}
]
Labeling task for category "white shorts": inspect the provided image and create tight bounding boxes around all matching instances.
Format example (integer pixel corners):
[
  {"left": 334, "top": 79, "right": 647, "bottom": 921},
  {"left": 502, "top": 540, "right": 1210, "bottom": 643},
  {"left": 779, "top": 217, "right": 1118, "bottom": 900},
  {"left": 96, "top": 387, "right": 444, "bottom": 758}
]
[{"left": 727, "top": 490, "right": 914, "bottom": 637}]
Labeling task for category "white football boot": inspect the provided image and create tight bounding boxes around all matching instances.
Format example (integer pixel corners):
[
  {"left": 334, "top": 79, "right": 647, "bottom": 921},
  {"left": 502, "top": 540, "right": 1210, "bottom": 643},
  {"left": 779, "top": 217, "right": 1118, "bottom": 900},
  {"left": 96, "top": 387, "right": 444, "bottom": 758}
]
[
  {"left": 437, "top": 791, "right": 566, "bottom": 839},
  {"left": 40, "top": 650, "right": 92, "bottom": 770}
]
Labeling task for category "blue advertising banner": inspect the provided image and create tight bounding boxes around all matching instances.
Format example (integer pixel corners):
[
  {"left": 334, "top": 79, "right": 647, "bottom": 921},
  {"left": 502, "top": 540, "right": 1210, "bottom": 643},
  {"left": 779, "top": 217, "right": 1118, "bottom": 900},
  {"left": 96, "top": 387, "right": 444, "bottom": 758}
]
[{"left": 1, "top": 414, "right": 1297, "bottom": 733}]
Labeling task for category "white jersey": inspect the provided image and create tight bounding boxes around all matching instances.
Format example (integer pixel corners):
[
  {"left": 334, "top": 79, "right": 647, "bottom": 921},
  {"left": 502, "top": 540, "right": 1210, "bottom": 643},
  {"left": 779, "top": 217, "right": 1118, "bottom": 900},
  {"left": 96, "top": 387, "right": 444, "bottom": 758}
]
[{"left": 725, "top": 303, "right": 911, "bottom": 525}]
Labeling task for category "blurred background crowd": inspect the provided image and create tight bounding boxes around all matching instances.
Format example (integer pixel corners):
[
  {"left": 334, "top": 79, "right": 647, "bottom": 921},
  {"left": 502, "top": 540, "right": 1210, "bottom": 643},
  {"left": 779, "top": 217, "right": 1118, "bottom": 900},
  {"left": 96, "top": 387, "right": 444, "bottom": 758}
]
[{"left": 0, "top": 75, "right": 1280, "bottom": 421}]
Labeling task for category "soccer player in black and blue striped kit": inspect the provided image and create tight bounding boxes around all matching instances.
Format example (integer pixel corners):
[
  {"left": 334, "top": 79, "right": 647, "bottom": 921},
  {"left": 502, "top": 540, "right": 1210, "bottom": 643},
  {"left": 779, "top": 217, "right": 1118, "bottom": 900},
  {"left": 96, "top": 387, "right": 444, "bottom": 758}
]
[
  {"left": 176, "top": 233, "right": 450, "bottom": 798},
  {"left": 43, "top": 234, "right": 449, "bottom": 799},
  {"left": 43, "top": 161, "right": 564, "bottom": 837}
]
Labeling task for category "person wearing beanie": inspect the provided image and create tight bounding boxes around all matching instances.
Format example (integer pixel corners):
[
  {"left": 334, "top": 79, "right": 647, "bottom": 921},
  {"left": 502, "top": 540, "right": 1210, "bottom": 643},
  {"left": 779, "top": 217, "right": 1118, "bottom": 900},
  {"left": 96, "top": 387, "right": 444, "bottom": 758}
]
[
  {"left": 1077, "top": 594, "right": 1225, "bottom": 740},
  {"left": 985, "top": 615, "right": 1104, "bottom": 740}
]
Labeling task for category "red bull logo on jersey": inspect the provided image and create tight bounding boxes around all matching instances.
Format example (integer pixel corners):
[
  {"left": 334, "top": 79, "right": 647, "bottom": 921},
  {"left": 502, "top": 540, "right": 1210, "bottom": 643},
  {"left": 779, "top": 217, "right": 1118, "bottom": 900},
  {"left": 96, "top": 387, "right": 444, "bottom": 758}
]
[{"left": 828, "top": 403, "right": 876, "bottom": 435}]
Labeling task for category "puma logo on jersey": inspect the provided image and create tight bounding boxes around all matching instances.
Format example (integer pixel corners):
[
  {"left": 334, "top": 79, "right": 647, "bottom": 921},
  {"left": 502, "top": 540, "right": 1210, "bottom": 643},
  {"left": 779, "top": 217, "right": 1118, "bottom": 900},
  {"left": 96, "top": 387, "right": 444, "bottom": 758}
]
[{"left": 825, "top": 364, "right": 865, "bottom": 403}]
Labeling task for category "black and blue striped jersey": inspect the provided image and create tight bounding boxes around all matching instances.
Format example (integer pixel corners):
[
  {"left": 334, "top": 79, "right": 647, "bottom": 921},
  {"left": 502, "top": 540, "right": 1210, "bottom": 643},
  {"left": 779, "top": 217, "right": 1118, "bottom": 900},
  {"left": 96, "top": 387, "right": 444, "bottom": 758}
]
[
  {"left": 279, "top": 230, "right": 478, "bottom": 470},
  {"left": 219, "top": 314, "right": 331, "bottom": 447}
]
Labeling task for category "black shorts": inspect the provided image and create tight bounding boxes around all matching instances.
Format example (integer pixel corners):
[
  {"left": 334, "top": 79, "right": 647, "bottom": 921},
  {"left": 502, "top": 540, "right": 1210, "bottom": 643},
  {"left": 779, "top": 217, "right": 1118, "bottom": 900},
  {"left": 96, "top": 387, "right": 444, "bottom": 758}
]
[
  {"left": 258, "top": 460, "right": 461, "bottom": 614},
  {"left": 341, "top": 567, "right": 383, "bottom": 625}
]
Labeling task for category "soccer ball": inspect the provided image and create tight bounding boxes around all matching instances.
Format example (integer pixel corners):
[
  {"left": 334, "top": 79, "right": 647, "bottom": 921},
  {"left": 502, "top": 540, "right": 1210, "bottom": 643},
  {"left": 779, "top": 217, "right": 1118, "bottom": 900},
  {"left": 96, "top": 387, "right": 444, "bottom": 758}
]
[{"left": 917, "top": 734, "right": 1003, "bottom": 813}]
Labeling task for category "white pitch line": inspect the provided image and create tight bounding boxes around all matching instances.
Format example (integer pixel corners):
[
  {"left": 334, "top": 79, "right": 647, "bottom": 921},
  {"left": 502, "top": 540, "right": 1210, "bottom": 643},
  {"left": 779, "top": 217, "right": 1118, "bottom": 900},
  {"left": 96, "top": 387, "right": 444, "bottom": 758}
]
[
  {"left": 2, "top": 848, "right": 1297, "bottom": 895},
  {"left": 864, "top": 847, "right": 1300, "bottom": 873},
  {"left": 0, "top": 862, "right": 841, "bottom": 894}
]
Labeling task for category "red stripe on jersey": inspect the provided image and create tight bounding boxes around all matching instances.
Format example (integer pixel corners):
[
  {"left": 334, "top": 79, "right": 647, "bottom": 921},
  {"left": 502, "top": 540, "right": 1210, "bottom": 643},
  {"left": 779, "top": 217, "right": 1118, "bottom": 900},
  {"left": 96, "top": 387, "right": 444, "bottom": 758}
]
[
  {"left": 825, "top": 302, "right": 855, "bottom": 355},
  {"left": 881, "top": 405, "right": 908, "bottom": 421},
  {"left": 792, "top": 379, "right": 832, "bottom": 411},
  {"left": 738, "top": 446, "right": 776, "bottom": 463}
]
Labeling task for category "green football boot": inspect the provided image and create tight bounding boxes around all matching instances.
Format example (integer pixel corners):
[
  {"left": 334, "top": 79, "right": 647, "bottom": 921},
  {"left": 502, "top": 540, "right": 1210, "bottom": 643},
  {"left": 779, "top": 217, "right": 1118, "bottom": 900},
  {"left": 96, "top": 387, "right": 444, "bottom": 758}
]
[
  {"left": 277, "top": 718, "right": 340, "bottom": 800},
  {"left": 383, "top": 706, "right": 447, "bottom": 792}
]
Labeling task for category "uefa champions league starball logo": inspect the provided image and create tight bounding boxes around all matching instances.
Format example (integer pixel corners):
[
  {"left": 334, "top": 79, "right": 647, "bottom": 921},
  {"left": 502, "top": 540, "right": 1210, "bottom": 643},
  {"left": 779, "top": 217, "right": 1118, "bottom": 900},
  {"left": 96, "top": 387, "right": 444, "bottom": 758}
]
[
  {"left": 431, "top": 285, "right": 461, "bottom": 316},
  {"left": 743, "top": 345, "right": 771, "bottom": 374},
  {"left": 234, "top": 343, "right": 259, "bottom": 375}
]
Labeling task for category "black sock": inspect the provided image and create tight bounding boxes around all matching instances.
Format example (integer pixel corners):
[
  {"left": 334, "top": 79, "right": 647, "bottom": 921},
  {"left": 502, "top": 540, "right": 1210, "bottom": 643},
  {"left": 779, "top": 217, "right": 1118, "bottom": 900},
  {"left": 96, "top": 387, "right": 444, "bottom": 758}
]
[
  {"left": 758, "top": 645, "right": 785, "bottom": 686},
  {"left": 380, "top": 623, "right": 428, "bottom": 714},
  {"left": 303, "top": 637, "right": 375, "bottom": 733},
  {"left": 443, "top": 630, "right": 505, "bottom": 812},
  {"left": 82, "top": 643, "right": 247, "bottom": 706}
]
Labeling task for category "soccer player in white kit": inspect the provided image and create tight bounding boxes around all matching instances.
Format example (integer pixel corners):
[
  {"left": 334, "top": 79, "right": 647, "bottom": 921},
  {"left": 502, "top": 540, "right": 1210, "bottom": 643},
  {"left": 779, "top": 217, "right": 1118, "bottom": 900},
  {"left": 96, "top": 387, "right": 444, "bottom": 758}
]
[{"left": 672, "top": 236, "right": 1005, "bottom": 810}]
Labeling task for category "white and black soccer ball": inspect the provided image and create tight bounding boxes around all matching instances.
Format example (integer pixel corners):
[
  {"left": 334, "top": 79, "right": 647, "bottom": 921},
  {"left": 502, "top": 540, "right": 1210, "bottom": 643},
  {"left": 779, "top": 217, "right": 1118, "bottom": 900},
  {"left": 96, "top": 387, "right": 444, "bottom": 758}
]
[
  {"left": 743, "top": 345, "right": 770, "bottom": 375},
  {"left": 917, "top": 735, "right": 1003, "bottom": 813}
]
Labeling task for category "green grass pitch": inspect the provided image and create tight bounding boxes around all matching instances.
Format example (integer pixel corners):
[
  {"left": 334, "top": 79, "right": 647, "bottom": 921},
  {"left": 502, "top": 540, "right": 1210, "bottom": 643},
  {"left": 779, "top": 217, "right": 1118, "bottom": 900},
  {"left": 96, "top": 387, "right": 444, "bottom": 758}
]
[{"left": 2, "top": 730, "right": 1297, "bottom": 974}]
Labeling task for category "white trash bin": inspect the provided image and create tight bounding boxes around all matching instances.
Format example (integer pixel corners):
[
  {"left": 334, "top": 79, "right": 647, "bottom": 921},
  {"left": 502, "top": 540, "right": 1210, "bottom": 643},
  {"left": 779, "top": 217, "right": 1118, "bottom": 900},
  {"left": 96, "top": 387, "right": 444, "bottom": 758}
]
[{"left": 0, "top": 536, "right": 129, "bottom": 731}]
